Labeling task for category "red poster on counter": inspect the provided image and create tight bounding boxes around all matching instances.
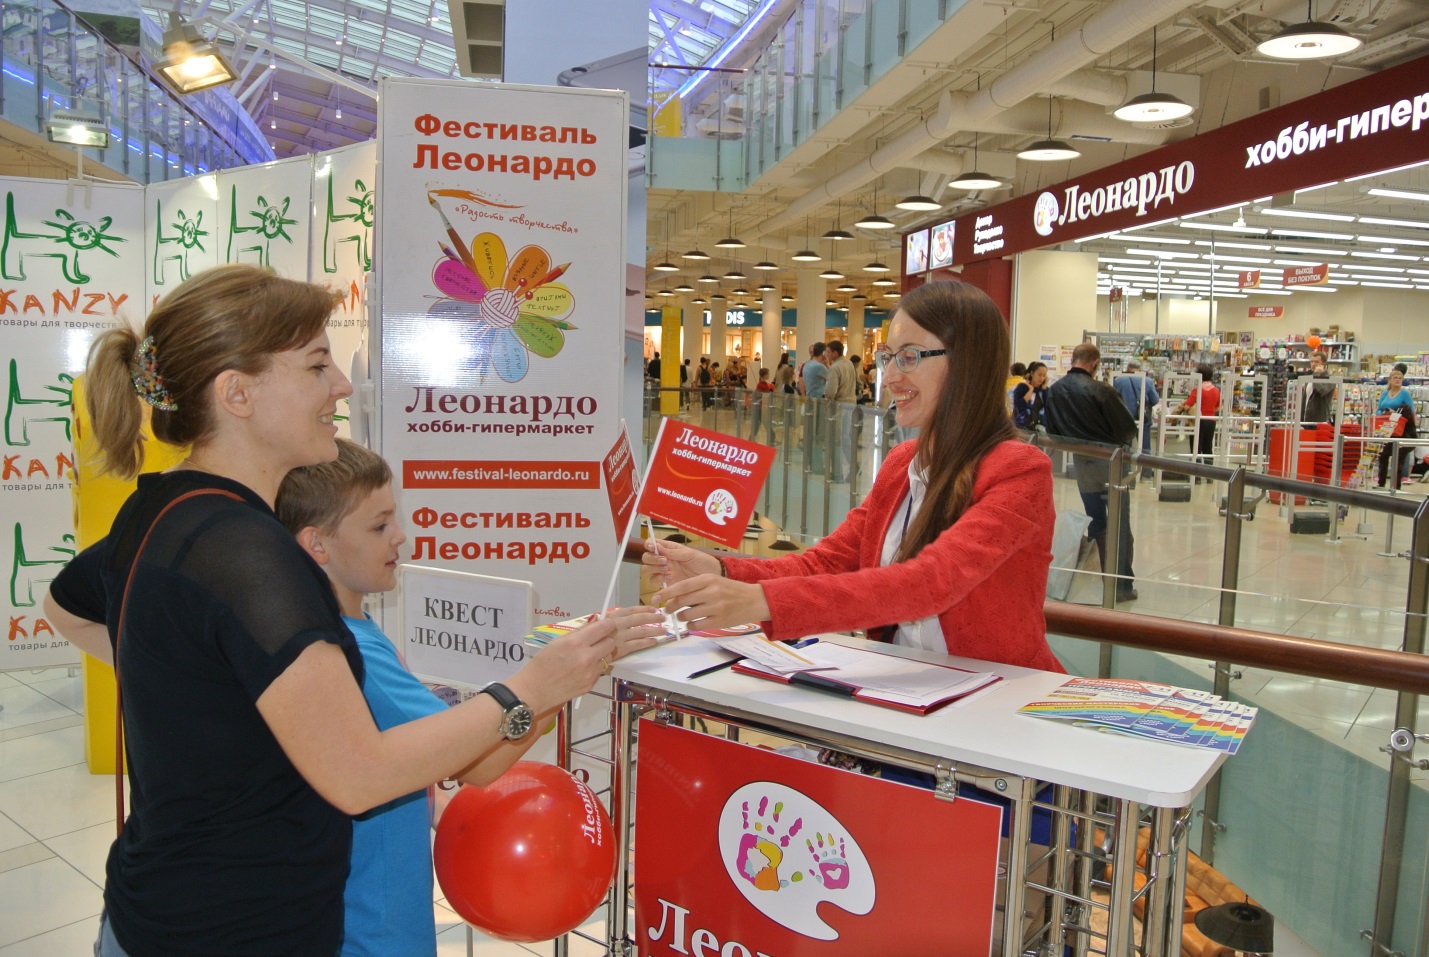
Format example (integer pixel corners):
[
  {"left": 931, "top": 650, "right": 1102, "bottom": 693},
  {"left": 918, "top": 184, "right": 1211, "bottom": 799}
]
[
  {"left": 1283, "top": 263, "right": 1329, "bottom": 287},
  {"left": 638, "top": 419, "right": 776, "bottom": 549},
  {"left": 634, "top": 721, "right": 1003, "bottom": 956},
  {"left": 601, "top": 425, "right": 639, "bottom": 545},
  {"left": 1249, "top": 306, "right": 1284, "bottom": 318},
  {"left": 1238, "top": 270, "right": 1261, "bottom": 289}
]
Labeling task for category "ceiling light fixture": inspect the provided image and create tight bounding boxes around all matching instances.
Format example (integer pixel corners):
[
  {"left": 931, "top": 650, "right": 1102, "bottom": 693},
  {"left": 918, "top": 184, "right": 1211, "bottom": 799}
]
[
  {"left": 819, "top": 268, "right": 844, "bottom": 279},
  {"left": 1018, "top": 94, "right": 1081, "bottom": 162},
  {"left": 653, "top": 259, "right": 679, "bottom": 272},
  {"left": 949, "top": 135, "right": 1003, "bottom": 190},
  {"left": 723, "top": 268, "right": 747, "bottom": 280},
  {"left": 673, "top": 282, "right": 694, "bottom": 292},
  {"left": 714, "top": 209, "right": 746, "bottom": 248},
  {"left": 1258, "top": 207, "right": 1356, "bottom": 222},
  {"left": 1113, "top": 27, "right": 1194, "bottom": 122},
  {"left": 822, "top": 199, "right": 856, "bottom": 240},
  {"left": 753, "top": 260, "right": 779, "bottom": 270},
  {"left": 682, "top": 243, "right": 711, "bottom": 260},
  {"left": 154, "top": 12, "right": 239, "bottom": 94},
  {"left": 697, "top": 274, "right": 719, "bottom": 283},
  {"left": 1257, "top": 1, "right": 1362, "bottom": 59},
  {"left": 863, "top": 259, "right": 891, "bottom": 273},
  {"left": 792, "top": 217, "right": 822, "bottom": 260},
  {"left": 757, "top": 282, "right": 776, "bottom": 291},
  {"left": 854, "top": 184, "right": 896, "bottom": 228},
  {"left": 44, "top": 111, "right": 109, "bottom": 148}
]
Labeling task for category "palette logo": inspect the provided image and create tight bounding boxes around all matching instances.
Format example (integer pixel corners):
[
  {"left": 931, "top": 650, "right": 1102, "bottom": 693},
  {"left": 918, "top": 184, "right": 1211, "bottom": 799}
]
[
  {"left": 1032, "top": 192, "right": 1060, "bottom": 237},
  {"left": 718, "top": 782, "right": 874, "bottom": 940}
]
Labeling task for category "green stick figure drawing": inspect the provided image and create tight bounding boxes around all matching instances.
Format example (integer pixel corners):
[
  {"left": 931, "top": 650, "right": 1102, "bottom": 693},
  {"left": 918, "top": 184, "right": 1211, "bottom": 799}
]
[
  {"left": 153, "top": 200, "right": 208, "bottom": 285},
  {"left": 1, "top": 193, "right": 125, "bottom": 284},
  {"left": 322, "top": 176, "right": 373, "bottom": 274},
  {"left": 6, "top": 359, "right": 72, "bottom": 446},
  {"left": 10, "top": 523, "right": 74, "bottom": 607},
  {"left": 226, "top": 187, "right": 296, "bottom": 267}
]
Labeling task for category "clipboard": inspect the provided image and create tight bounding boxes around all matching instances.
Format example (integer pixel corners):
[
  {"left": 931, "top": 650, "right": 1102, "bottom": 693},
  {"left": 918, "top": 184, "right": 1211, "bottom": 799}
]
[{"left": 731, "top": 643, "right": 1001, "bottom": 715}]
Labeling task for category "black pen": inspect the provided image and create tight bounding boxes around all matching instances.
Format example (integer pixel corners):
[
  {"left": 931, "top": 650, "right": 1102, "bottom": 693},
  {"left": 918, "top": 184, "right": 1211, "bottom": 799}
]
[{"left": 688, "top": 657, "right": 741, "bottom": 680}]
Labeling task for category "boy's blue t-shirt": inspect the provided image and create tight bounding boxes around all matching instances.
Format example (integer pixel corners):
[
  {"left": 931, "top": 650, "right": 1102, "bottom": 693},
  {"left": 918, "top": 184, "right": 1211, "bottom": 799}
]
[{"left": 342, "top": 615, "right": 447, "bottom": 957}]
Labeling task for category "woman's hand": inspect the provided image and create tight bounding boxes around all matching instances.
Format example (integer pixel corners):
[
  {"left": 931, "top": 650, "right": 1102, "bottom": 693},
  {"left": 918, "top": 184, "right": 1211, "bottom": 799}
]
[
  {"left": 602, "top": 605, "right": 667, "bottom": 659},
  {"left": 642, "top": 536, "right": 723, "bottom": 584},
  {"left": 652, "top": 575, "right": 771, "bottom": 632}
]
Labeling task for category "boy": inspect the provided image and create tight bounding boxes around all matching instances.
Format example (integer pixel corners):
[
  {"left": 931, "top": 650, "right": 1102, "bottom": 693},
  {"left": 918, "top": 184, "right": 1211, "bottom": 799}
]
[{"left": 277, "top": 441, "right": 607, "bottom": 956}]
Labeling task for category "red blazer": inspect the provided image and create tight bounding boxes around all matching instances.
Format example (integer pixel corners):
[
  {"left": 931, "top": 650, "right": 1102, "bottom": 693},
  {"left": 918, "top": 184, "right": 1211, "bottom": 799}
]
[{"left": 721, "top": 439, "right": 1064, "bottom": 673}]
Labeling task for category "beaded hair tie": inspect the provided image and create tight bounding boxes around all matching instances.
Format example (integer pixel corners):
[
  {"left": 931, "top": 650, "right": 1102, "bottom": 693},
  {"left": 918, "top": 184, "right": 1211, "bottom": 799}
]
[{"left": 130, "top": 336, "right": 178, "bottom": 411}]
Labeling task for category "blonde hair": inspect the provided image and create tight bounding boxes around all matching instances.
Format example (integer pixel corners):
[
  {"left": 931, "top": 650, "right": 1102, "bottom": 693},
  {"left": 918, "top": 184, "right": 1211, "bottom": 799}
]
[
  {"left": 275, "top": 439, "right": 392, "bottom": 536},
  {"left": 86, "top": 265, "right": 338, "bottom": 478}
]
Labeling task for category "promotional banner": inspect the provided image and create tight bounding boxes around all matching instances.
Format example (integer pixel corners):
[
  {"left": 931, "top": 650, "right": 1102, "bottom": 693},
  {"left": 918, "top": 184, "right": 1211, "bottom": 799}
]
[
  {"left": 634, "top": 721, "right": 1003, "bottom": 956},
  {"left": 218, "top": 156, "right": 313, "bottom": 279},
  {"left": 145, "top": 174, "right": 220, "bottom": 308},
  {"left": 639, "top": 419, "right": 777, "bottom": 550},
  {"left": 398, "top": 564, "right": 533, "bottom": 688},
  {"left": 1238, "top": 270, "right": 1261, "bottom": 289},
  {"left": 376, "top": 80, "right": 629, "bottom": 623},
  {"left": 311, "top": 143, "right": 377, "bottom": 439},
  {"left": 1283, "top": 263, "right": 1330, "bottom": 287},
  {"left": 918, "top": 56, "right": 1429, "bottom": 266},
  {"left": 1249, "top": 306, "right": 1284, "bottom": 318},
  {"left": 1, "top": 179, "right": 147, "bottom": 669}
]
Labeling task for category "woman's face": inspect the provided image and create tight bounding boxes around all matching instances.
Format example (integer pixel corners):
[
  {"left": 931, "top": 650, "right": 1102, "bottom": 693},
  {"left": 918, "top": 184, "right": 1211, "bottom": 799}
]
[
  {"left": 1390, "top": 370, "right": 1405, "bottom": 389},
  {"left": 1029, "top": 366, "right": 1048, "bottom": 388},
  {"left": 248, "top": 332, "right": 352, "bottom": 471},
  {"left": 883, "top": 309, "right": 948, "bottom": 430}
]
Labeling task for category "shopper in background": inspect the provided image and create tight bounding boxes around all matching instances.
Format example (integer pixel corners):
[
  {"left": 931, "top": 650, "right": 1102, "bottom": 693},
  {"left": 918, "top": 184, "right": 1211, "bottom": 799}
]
[
  {"left": 1302, "top": 351, "right": 1336, "bottom": 424},
  {"left": 800, "top": 341, "right": 829, "bottom": 399},
  {"left": 1011, "top": 361, "right": 1048, "bottom": 431},
  {"left": 1006, "top": 362, "right": 1028, "bottom": 414},
  {"left": 1178, "top": 362, "right": 1221, "bottom": 477},
  {"left": 1376, "top": 362, "right": 1418, "bottom": 488},
  {"left": 1044, "top": 342, "right": 1139, "bottom": 603},
  {"left": 643, "top": 279, "right": 1062, "bottom": 673},
  {"left": 42, "top": 264, "right": 664, "bottom": 957},
  {"left": 775, "top": 352, "right": 796, "bottom": 395},
  {"left": 1113, "top": 359, "right": 1161, "bottom": 472}
]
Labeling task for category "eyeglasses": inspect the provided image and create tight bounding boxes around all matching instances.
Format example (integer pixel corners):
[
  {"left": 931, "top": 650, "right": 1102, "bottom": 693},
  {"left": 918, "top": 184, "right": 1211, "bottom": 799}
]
[{"left": 874, "top": 346, "right": 947, "bottom": 373}]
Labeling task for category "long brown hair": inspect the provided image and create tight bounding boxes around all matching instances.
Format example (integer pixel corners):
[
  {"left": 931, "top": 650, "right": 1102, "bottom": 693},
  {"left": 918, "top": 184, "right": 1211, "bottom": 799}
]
[
  {"left": 895, "top": 280, "right": 1017, "bottom": 561},
  {"left": 86, "top": 264, "right": 338, "bottom": 478}
]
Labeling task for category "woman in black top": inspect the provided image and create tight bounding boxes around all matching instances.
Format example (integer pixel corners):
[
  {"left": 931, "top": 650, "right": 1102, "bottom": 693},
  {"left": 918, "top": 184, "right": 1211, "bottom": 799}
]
[{"left": 45, "top": 265, "right": 662, "bottom": 957}]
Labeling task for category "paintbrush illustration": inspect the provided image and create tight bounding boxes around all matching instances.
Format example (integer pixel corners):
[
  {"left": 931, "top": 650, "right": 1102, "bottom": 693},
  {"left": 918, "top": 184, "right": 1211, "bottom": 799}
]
[{"left": 427, "top": 194, "right": 477, "bottom": 272}]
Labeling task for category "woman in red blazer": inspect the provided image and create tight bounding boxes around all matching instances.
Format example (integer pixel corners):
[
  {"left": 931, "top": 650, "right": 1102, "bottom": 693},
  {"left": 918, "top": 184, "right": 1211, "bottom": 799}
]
[{"left": 646, "top": 280, "right": 1062, "bottom": 673}]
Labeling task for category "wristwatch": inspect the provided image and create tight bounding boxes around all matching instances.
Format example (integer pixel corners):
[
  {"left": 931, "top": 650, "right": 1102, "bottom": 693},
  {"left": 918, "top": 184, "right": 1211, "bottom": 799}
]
[{"left": 479, "top": 682, "right": 534, "bottom": 740}]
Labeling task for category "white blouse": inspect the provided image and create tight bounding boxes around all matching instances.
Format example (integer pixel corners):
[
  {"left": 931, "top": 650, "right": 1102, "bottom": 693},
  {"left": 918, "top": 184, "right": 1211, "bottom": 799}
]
[{"left": 880, "top": 458, "right": 947, "bottom": 653}]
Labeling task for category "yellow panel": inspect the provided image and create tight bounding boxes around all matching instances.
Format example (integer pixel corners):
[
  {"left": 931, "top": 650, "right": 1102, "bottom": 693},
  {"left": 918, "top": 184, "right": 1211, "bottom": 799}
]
[{"left": 71, "top": 376, "right": 186, "bottom": 774}]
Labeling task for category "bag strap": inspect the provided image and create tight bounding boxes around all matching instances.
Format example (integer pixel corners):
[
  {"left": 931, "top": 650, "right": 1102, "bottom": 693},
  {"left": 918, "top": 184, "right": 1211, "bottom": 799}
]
[{"left": 114, "top": 487, "right": 243, "bottom": 834}]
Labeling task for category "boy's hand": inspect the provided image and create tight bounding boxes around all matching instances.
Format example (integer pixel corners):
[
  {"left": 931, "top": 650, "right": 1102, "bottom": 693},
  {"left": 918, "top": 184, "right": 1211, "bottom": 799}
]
[{"left": 509, "top": 618, "right": 616, "bottom": 713}]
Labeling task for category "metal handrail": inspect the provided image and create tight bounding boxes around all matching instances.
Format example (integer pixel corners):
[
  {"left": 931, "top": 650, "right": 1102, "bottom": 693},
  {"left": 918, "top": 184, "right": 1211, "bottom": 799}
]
[{"left": 1044, "top": 602, "right": 1429, "bottom": 696}]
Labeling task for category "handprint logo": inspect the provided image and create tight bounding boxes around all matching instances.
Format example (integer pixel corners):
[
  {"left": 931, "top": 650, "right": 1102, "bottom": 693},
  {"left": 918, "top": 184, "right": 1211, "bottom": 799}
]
[
  {"left": 734, "top": 795, "right": 802, "bottom": 891},
  {"left": 718, "top": 782, "right": 874, "bottom": 940},
  {"left": 805, "top": 832, "right": 850, "bottom": 889}
]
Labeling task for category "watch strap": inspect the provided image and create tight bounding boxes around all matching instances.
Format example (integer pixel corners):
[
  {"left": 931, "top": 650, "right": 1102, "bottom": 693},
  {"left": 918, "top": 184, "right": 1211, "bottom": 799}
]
[{"left": 479, "top": 681, "right": 521, "bottom": 711}]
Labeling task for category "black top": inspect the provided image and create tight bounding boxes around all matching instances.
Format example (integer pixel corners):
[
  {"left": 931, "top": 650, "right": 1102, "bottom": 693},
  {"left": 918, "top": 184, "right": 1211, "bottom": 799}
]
[
  {"left": 1044, "top": 368, "right": 1139, "bottom": 493},
  {"left": 50, "top": 470, "right": 363, "bottom": 957}
]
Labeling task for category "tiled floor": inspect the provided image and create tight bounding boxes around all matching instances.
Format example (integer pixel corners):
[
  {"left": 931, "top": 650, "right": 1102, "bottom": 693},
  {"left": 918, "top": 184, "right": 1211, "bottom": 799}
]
[{"left": 1, "top": 475, "right": 1423, "bottom": 956}]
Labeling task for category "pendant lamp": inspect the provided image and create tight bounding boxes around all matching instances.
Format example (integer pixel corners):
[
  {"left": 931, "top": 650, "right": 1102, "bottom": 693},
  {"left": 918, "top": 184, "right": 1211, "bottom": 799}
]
[
  {"left": 1114, "top": 27, "right": 1194, "bottom": 122},
  {"left": 1019, "top": 96, "right": 1081, "bottom": 161},
  {"left": 950, "top": 137, "right": 1004, "bottom": 190},
  {"left": 714, "top": 209, "right": 746, "bottom": 248},
  {"left": 1257, "top": 1, "right": 1362, "bottom": 58}
]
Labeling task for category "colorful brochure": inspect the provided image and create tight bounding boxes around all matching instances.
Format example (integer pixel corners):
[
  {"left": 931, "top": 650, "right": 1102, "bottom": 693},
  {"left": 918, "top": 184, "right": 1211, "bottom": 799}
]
[{"left": 1018, "top": 677, "right": 1256, "bottom": 754}]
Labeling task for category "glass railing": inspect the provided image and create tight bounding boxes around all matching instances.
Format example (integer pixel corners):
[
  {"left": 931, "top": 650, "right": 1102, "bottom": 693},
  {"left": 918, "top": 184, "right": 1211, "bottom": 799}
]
[
  {"left": 648, "top": 0, "right": 968, "bottom": 191},
  {"left": 0, "top": 0, "right": 263, "bottom": 182},
  {"left": 642, "top": 387, "right": 1429, "bottom": 957}
]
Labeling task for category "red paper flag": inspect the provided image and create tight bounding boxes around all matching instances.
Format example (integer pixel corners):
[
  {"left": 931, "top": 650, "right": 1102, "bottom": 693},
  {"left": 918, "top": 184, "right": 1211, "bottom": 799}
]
[
  {"left": 601, "top": 426, "right": 640, "bottom": 545},
  {"left": 638, "top": 419, "right": 777, "bottom": 549}
]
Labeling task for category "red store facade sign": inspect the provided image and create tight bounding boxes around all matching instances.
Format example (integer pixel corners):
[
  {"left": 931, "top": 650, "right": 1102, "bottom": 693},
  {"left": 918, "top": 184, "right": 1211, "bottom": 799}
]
[{"left": 910, "top": 56, "right": 1429, "bottom": 271}]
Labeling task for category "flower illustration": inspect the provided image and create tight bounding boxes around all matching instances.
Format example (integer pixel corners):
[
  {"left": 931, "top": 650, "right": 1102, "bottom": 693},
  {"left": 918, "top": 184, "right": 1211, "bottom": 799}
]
[{"left": 428, "top": 230, "right": 575, "bottom": 383}]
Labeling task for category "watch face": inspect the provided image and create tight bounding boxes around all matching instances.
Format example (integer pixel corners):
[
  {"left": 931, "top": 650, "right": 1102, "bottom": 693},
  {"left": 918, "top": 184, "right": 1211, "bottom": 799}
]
[{"left": 504, "top": 704, "right": 535, "bottom": 740}]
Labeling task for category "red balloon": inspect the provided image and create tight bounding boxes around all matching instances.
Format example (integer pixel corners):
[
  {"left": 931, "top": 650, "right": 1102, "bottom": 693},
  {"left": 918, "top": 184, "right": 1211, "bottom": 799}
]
[
  {"left": 1307, "top": 335, "right": 1322, "bottom": 350},
  {"left": 434, "top": 762, "right": 616, "bottom": 943}
]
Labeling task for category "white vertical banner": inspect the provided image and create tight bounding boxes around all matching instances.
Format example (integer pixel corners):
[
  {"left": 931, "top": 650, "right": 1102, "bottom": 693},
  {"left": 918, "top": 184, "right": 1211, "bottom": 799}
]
[
  {"left": 145, "top": 174, "right": 221, "bottom": 310},
  {"left": 310, "top": 142, "right": 377, "bottom": 439},
  {"left": 376, "top": 80, "right": 628, "bottom": 622},
  {"left": 0, "top": 179, "right": 147, "bottom": 669},
  {"left": 217, "top": 156, "right": 313, "bottom": 279}
]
